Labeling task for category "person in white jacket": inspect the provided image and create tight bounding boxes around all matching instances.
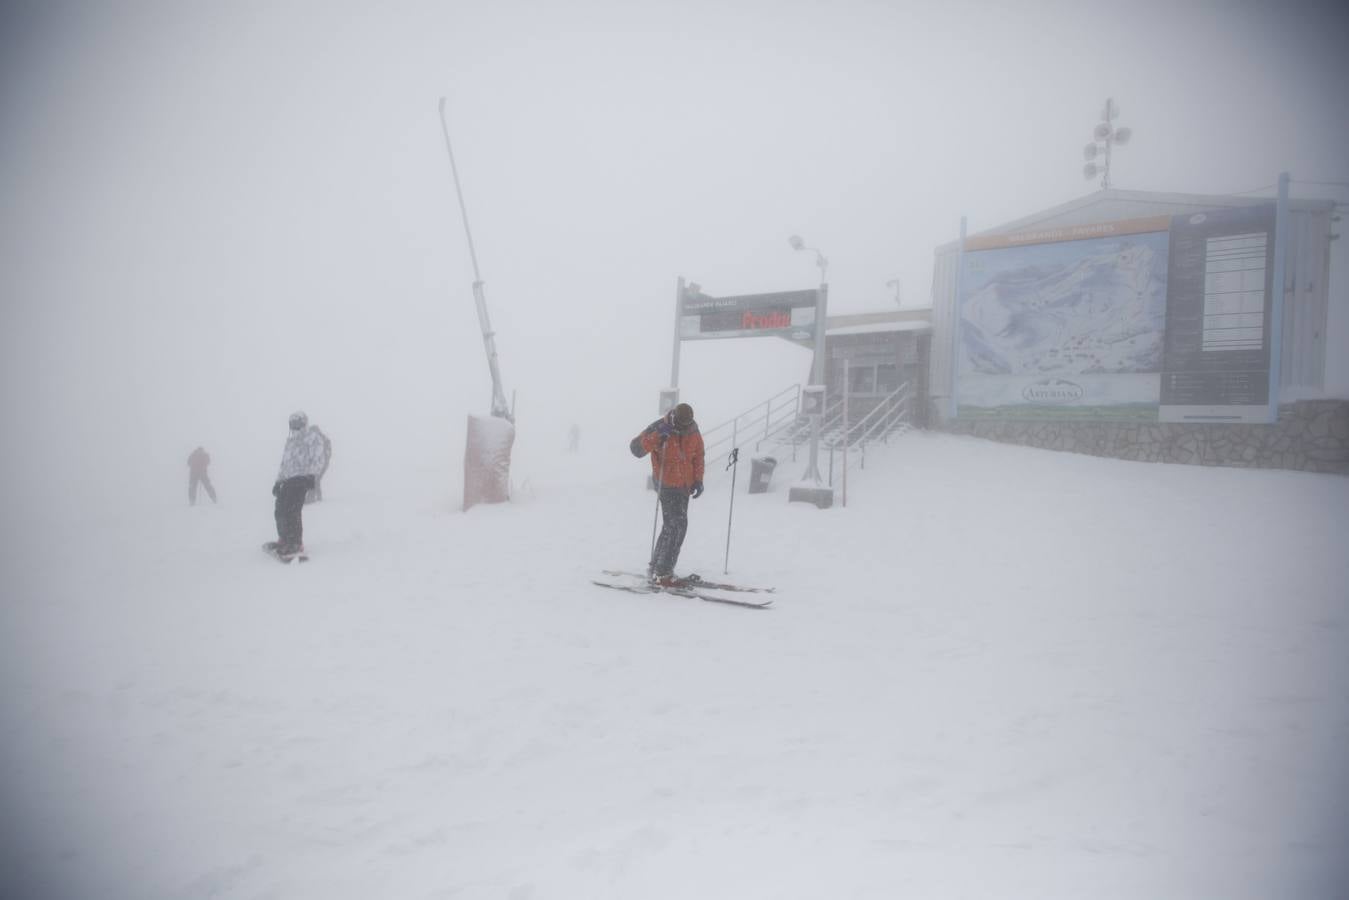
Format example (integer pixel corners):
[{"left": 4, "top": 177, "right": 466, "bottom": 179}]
[
  {"left": 270, "top": 411, "right": 326, "bottom": 556},
  {"left": 305, "top": 425, "right": 332, "bottom": 503}
]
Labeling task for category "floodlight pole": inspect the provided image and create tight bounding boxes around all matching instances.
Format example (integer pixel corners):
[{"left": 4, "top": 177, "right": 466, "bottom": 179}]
[
  {"left": 671, "top": 276, "right": 685, "bottom": 392},
  {"left": 1083, "top": 98, "right": 1131, "bottom": 191},
  {"left": 798, "top": 247, "right": 829, "bottom": 485}
]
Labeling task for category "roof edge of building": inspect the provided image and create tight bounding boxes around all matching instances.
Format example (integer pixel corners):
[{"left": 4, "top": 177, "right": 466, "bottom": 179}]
[{"left": 934, "top": 187, "right": 1337, "bottom": 255}]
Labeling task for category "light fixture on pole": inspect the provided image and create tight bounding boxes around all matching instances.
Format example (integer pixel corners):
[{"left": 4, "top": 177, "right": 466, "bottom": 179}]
[
  {"left": 789, "top": 234, "right": 828, "bottom": 282},
  {"left": 1082, "top": 97, "right": 1132, "bottom": 190}
]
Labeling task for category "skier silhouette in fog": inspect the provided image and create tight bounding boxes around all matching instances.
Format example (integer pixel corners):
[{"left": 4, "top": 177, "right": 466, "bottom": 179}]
[{"left": 187, "top": 446, "right": 216, "bottom": 505}]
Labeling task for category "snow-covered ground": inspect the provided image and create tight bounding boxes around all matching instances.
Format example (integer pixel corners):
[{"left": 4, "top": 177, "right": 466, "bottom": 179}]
[{"left": 3, "top": 432, "right": 1347, "bottom": 899}]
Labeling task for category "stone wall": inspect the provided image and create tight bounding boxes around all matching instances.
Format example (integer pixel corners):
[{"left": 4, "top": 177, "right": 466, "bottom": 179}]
[{"left": 938, "top": 399, "right": 1349, "bottom": 474}]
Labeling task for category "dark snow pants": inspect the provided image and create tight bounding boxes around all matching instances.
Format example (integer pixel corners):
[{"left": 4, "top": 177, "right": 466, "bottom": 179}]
[
  {"left": 189, "top": 472, "right": 216, "bottom": 505},
  {"left": 274, "top": 475, "right": 315, "bottom": 551},
  {"left": 651, "top": 486, "right": 690, "bottom": 577}
]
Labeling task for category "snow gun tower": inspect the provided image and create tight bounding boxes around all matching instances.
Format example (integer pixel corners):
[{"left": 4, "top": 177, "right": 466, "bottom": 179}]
[{"left": 438, "top": 97, "right": 515, "bottom": 511}]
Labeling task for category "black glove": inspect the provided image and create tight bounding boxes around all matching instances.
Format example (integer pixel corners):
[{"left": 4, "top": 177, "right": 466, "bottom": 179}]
[
  {"left": 272, "top": 481, "right": 281, "bottom": 497},
  {"left": 690, "top": 481, "right": 704, "bottom": 498},
  {"left": 656, "top": 420, "right": 674, "bottom": 438}
]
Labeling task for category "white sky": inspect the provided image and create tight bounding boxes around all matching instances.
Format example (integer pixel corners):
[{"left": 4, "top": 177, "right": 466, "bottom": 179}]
[{"left": 2, "top": 0, "right": 1346, "bottom": 509}]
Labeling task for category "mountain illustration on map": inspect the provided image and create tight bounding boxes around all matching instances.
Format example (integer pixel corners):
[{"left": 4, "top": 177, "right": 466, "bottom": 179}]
[{"left": 960, "top": 237, "right": 1169, "bottom": 377}]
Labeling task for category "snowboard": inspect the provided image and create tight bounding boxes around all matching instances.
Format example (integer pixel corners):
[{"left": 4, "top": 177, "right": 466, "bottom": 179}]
[{"left": 262, "top": 541, "right": 309, "bottom": 564}]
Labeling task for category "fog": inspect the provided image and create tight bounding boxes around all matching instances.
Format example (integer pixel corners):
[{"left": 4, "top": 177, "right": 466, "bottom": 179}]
[
  {"left": 3, "top": 5, "right": 1349, "bottom": 896},
  {"left": 2, "top": 0, "right": 1347, "bottom": 515}
]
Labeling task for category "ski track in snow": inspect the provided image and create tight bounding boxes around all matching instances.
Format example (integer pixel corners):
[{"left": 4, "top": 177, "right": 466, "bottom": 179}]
[{"left": 2, "top": 433, "right": 1348, "bottom": 899}]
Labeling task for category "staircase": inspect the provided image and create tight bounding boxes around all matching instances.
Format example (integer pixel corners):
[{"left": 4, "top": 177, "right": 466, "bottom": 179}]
[
  {"left": 700, "top": 385, "right": 802, "bottom": 470},
  {"left": 819, "top": 382, "right": 912, "bottom": 485},
  {"left": 701, "top": 381, "right": 913, "bottom": 487}
]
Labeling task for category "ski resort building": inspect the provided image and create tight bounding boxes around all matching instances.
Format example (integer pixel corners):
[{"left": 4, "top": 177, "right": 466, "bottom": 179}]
[
  {"left": 926, "top": 187, "right": 1347, "bottom": 474},
  {"left": 823, "top": 309, "right": 932, "bottom": 429}
]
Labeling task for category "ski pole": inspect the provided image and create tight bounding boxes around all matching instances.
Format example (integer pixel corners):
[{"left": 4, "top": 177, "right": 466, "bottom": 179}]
[
  {"left": 648, "top": 423, "right": 671, "bottom": 574},
  {"left": 723, "top": 445, "right": 739, "bottom": 575}
]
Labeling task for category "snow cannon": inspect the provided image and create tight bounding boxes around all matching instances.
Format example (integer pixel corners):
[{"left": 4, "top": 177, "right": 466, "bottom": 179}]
[{"left": 439, "top": 97, "right": 517, "bottom": 511}]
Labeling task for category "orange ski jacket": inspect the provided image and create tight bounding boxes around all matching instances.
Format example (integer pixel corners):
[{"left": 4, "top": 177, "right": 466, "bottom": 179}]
[{"left": 630, "top": 418, "right": 704, "bottom": 489}]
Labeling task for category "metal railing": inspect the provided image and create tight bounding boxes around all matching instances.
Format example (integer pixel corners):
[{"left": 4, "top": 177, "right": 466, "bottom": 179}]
[
  {"left": 700, "top": 384, "right": 801, "bottom": 470},
  {"left": 687, "top": 380, "right": 911, "bottom": 490},
  {"left": 824, "top": 382, "right": 912, "bottom": 485}
]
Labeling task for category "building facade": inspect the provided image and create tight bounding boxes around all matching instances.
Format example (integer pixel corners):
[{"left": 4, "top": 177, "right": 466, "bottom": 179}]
[
  {"left": 926, "top": 188, "right": 1346, "bottom": 473},
  {"left": 823, "top": 311, "right": 932, "bottom": 429}
]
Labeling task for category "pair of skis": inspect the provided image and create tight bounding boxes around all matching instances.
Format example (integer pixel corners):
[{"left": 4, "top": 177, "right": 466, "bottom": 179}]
[{"left": 592, "top": 570, "right": 774, "bottom": 610}]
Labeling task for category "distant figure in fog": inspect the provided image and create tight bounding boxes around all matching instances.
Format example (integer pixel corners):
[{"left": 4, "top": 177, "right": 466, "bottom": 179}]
[
  {"left": 306, "top": 425, "right": 332, "bottom": 503},
  {"left": 187, "top": 446, "right": 217, "bottom": 505},
  {"left": 567, "top": 423, "right": 580, "bottom": 453}
]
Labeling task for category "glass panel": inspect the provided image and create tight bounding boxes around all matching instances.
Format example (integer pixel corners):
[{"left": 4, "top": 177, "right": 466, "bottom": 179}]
[{"left": 876, "top": 364, "right": 900, "bottom": 393}]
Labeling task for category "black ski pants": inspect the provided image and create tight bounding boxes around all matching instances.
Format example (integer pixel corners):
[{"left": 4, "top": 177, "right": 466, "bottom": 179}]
[
  {"left": 189, "top": 471, "right": 216, "bottom": 505},
  {"left": 274, "top": 475, "right": 315, "bottom": 550},
  {"left": 651, "top": 486, "right": 690, "bottom": 577}
]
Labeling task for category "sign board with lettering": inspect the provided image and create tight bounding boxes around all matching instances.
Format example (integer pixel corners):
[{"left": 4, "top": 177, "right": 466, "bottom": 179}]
[{"left": 680, "top": 287, "right": 819, "bottom": 342}]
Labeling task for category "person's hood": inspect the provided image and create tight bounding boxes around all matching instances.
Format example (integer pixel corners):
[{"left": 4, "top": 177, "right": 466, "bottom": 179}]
[{"left": 666, "top": 413, "right": 699, "bottom": 435}]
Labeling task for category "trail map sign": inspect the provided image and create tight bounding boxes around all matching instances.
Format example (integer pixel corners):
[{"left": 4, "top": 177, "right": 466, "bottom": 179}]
[{"left": 953, "top": 203, "right": 1278, "bottom": 423}]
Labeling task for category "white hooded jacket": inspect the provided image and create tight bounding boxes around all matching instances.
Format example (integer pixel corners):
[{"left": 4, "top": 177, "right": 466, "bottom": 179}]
[{"left": 277, "top": 426, "right": 327, "bottom": 481}]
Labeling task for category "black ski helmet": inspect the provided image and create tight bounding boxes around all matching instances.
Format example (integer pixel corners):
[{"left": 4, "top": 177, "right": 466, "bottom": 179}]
[
  {"left": 672, "top": 403, "right": 694, "bottom": 426},
  {"left": 289, "top": 411, "right": 308, "bottom": 431}
]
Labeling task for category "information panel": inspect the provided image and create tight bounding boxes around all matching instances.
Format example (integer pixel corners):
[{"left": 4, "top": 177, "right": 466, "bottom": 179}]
[{"left": 1158, "top": 204, "right": 1275, "bottom": 422}]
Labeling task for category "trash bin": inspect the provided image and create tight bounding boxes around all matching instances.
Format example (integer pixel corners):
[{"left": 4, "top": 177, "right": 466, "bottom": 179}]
[{"left": 748, "top": 456, "right": 778, "bottom": 494}]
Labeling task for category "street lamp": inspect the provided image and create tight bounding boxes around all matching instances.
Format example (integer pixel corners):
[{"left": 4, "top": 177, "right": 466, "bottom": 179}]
[
  {"left": 787, "top": 234, "right": 832, "bottom": 507},
  {"left": 1082, "top": 97, "right": 1132, "bottom": 190},
  {"left": 789, "top": 234, "right": 828, "bottom": 283}
]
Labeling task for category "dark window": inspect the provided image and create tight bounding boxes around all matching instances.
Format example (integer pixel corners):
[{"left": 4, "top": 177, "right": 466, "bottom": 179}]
[
  {"left": 849, "top": 365, "right": 876, "bottom": 394},
  {"left": 876, "top": 364, "right": 900, "bottom": 393}
]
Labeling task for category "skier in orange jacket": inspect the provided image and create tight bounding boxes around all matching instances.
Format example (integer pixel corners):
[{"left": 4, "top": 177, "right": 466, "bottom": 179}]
[{"left": 629, "top": 403, "right": 704, "bottom": 583}]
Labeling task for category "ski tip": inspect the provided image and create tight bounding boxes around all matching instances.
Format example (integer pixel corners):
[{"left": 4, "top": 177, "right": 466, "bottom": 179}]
[{"left": 701, "top": 596, "right": 773, "bottom": 609}]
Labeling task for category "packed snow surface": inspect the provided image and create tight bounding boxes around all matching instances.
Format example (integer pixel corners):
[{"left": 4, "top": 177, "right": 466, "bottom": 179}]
[{"left": 3, "top": 433, "right": 1347, "bottom": 899}]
